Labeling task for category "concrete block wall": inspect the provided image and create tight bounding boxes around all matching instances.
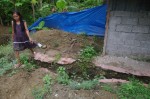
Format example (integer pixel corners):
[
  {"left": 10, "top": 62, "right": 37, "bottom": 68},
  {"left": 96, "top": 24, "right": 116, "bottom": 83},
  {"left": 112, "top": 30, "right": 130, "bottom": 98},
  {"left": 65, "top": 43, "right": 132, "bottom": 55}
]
[{"left": 106, "top": 11, "right": 150, "bottom": 57}]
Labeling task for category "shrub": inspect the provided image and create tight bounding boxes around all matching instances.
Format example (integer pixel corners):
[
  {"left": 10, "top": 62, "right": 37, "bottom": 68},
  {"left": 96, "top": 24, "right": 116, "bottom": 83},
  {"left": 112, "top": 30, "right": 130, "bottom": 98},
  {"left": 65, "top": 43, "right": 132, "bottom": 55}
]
[
  {"left": 32, "top": 75, "right": 53, "bottom": 99},
  {"left": 57, "top": 67, "right": 70, "bottom": 85},
  {"left": 69, "top": 78, "right": 99, "bottom": 90},
  {"left": 118, "top": 79, "right": 150, "bottom": 99},
  {"left": 80, "top": 46, "right": 97, "bottom": 62}
]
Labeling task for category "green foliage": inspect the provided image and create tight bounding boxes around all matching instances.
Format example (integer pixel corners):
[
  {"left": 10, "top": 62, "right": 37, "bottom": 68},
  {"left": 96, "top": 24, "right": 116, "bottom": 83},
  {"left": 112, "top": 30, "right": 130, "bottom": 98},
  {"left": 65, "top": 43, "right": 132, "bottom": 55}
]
[
  {"left": 79, "top": 0, "right": 104, "bottom": 9},
  {"left": 56, "top": 0, "right": 67, "bottom": 12},
  {"left": 7, "top": 69, "right": 19, "bottom": 77},
  {"left": 57, "top": 67, "right": 70, "bottom": 85},
  {"left": 32, "top": 87, "right": 45, "bottom": 99},
  {"left": 38, "top": 3, "right": 52, "bottom": 17},
  {"left": 118, "top": 79, "right": 150, "bottom": 99},
  {"left": 77, "top": 60, "right": 89, "bottom": 78},
  {"left": 69, "top": 78, "right": 99, "bottom": 90},
  {"left": 32, "top": 74, "right": 53, "bottom": 99},
  {"left": 8, "top": 27, "right": 12, "bottom": 34},
  {"left": 80, "top": 46, "right": 97, "bottom": 61},
  {"left": 0, "top": 43, "right": 13, "bottom": 57},
  {"left": 0, "top": 43, "right": 14, "bottom": 76},
  {"left": 54, "top": 53, "right": 61, "bottom": 63},
  {"left": 0, "top": 0, "right": 104, "bottom": 26},
  {"left": 32, "top": 21, "right": 46, "bottom": 30},
  {"left": 102, "top": 84, "right": 115, "bottom": 93},
  {"left": 20, "top": 54, "right": 38, "bottom": 71},
  {"left": 0, "top": 57, "right": 13, "bottom": 76},
  {"left": 43, "top": 74, "right": 53, "bottom": 93}
]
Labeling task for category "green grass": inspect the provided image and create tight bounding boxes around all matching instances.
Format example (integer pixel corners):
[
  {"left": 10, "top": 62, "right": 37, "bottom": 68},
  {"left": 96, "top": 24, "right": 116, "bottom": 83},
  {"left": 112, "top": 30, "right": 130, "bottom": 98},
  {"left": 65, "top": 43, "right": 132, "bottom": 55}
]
[
  {"left": 69, "top": 78, "right": 99, "bottom": 90},
  {"left": 0, "top": 43, "right": 13, "bottom": 59},
  {"left": 0, "top": 43, "right": 14, "bottom": 76},
  {"left": 56, "top": 67, "right": 70, "bottom": 85},
  {"left": 32, "top": 74, "right": 53, "bottom": 99},
  {"left": 117, "top": 79, "right": 150, "bottom": 99},
  {"left": 20, "top": 54, "right": 38, "bottom": 72},
  {"left": 79, "top": 45, "right": 97, "bottom": 62}
]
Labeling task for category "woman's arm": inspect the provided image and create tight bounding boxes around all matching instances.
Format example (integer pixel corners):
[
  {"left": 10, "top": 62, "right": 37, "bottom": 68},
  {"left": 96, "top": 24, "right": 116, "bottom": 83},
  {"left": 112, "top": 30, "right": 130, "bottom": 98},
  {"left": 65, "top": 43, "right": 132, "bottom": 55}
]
[{"left": 24, "top": 21, "right": 32, "bottom": 41}]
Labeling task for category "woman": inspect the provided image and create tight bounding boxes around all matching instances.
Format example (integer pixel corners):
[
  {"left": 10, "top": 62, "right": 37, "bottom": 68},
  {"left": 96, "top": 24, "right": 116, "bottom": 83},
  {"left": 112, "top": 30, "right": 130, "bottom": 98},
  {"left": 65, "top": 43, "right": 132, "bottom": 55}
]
[{"left": 12, "top": 11, "right": 37, "bottom": 68}]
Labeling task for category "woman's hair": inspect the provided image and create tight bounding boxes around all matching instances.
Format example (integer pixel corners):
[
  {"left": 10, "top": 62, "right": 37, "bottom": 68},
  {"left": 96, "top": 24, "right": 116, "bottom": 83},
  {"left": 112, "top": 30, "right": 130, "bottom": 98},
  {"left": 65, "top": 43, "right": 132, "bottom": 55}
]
[{"left": 12, "top": 10, "right": 25, "bottom": 33}]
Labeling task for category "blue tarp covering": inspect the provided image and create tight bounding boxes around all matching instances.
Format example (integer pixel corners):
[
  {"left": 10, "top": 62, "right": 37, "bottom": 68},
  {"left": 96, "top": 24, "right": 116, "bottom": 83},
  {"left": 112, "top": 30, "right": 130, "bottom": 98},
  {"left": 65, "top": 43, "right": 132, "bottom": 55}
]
[{"left": 29, "top": 5, "right": 107, "bottom": 36}]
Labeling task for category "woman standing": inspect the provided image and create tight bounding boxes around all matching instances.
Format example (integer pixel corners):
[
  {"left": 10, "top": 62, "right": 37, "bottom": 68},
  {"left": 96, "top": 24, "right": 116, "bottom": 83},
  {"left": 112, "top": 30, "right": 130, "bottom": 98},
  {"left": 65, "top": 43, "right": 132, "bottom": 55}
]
[{"left": 12, "top": 11, "right": 37, "bottom": 68}]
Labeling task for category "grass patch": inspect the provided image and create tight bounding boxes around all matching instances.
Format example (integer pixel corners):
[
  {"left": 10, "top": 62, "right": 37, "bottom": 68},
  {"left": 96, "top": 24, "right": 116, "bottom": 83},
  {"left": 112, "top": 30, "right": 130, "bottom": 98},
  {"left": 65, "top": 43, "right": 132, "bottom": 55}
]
[
  {"left": 56, "top": 67, "right": 70, "bottom": 85},
  {"left": 0, "top": 57, "right": 13, "bottom": 76},
  {"left": 117, "top": 78, "right": 150, "bottom": 99},
  {"left": 32, "top": 74, "right": 53, "bottom": 99},
  {"left": 20, "top": 53, "right": 39, "bottom": 71},
  {"left": 69, "top": 78, "right": 99, "bottom": 90},
  {"left": 0, "top": 43, "right": 14, "bottom": 76},
  {"left": 79, "top": 45, "right": 97, "bottom": 62}
]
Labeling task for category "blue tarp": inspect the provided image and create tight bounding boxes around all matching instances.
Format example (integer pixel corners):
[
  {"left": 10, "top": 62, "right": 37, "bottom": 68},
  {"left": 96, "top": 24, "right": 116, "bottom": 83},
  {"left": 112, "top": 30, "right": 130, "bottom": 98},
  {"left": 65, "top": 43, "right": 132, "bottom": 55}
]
[{"left": 29, "top": 5, "right": 107, "bottom": 36}]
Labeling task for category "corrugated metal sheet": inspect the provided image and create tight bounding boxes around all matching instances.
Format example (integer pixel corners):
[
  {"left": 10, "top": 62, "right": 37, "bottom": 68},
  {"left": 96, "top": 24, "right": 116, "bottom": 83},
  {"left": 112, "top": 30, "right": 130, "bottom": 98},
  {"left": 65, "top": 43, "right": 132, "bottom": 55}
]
[{"left": 109, "top": 0, "right": 150, "bottom": 11}]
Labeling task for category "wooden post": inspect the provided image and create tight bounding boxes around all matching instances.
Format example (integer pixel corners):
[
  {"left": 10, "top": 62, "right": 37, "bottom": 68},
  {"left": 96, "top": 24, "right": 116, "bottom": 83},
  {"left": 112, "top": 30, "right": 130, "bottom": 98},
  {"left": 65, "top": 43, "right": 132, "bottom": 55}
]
[{"left": 102, "top": 0, "right": 110, "bottom": 56}]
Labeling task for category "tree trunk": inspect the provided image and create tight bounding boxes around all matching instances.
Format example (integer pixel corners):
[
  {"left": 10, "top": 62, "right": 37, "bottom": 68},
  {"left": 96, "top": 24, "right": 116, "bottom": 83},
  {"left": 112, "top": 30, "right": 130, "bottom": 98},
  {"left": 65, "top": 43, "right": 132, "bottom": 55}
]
[
  {"left": 31, "top": 4, "right": 36, "bottom": 21},
  {"left": 39, "top": 0, "right": 43, "bottom": 8}
]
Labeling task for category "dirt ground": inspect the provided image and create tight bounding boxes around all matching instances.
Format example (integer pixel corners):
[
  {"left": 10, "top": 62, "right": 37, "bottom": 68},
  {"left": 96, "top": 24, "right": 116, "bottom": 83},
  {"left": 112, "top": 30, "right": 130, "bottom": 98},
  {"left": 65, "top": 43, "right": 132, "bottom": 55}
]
[
  {"left": 0, "top": 68, "right": 118, "bottom": 99},
  {"left": 0, "top": 29, "right": 118, "bottom": 99},
  {"left": 31, "top": 29, "right": 103, "bottom": 59}
]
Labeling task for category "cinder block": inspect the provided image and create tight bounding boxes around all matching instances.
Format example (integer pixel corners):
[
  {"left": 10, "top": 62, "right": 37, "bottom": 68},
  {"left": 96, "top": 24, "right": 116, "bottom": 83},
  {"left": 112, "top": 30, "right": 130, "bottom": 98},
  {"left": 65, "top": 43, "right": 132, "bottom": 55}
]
[
  {"left": 132, "top": 26, "right": 149, "bottom": 33},
  {"left": 121, "top": 17, "right": 138, "bottom": 25},
  {"left": 140, "top": 41, "right": 150, "bottom": 48},
  {"left": 116, "top": 25, "right": 132, "bottom": 32},
  {"left": 108, "top": 24, "right": 116, "bottom": 32},
  {"left": 109, "top": 16, "right": 121, "bottom": 25},
  {"left": 108, "top": 31, "right": 121, "bottom": 38},
  {"left": 130, "top": 12, "right": 148, "bottom": 18},
  {"left": 124, "top": 40, "right": 141, "bottom": 47},
  {"left": 106, "top": 43, "right": 118, "bottom": 52},
  {"left": 134, "top": 34, "right": 150, "bottom": 41},
  {"left": 130, "top": 46, "right": 142, "bottom": 54},
  {"left": 114, "top": 11, "right": 131, "bottom": 17},
  {"left": 121, "top": 33, "right": 136, "bottom": 41},
  {"left": 139, "top": 18, "right": 150, "bottom": 25}
]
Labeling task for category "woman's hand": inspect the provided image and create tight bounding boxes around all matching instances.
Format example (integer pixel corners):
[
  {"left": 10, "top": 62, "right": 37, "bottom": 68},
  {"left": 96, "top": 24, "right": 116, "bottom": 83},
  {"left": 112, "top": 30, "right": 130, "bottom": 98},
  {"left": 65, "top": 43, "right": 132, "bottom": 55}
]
[{"left": 29, "top": 37, "right": 33, "bottom": 43}]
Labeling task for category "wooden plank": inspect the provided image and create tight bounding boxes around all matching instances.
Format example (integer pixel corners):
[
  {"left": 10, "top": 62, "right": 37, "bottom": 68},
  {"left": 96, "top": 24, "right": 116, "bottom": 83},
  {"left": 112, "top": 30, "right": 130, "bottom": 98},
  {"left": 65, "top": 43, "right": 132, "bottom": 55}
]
[{"left": 102, "top": 0, "right": 110, "bottom": 56}]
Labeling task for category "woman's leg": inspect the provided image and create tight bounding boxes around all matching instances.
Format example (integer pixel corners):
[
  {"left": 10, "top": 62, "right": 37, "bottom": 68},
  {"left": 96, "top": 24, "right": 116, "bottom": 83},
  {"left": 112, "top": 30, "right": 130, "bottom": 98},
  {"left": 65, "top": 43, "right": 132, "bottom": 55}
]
[
  {"left": 29, "top": 48, "right": 35, "bottom": 55},
  {"left": 15, "top": 51, "right": 21, "bottom": 67}
]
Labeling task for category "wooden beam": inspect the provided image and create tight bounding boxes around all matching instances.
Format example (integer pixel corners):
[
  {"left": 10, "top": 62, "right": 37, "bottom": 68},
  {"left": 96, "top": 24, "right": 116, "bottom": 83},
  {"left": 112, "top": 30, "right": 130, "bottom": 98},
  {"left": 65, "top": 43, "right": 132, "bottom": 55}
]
[{"left": 102, "top": 0, "right": 110, "bottom": 56}]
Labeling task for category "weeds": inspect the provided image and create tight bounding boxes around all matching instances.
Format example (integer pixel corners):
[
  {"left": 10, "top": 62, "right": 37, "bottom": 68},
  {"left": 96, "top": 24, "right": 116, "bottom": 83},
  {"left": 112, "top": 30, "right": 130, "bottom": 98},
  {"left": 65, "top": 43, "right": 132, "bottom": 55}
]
[
  {"left": 0, "top": 43, "right": 15, "bottom": 76},
  {"left": 117, "top": 78, "right": 150, "bottom": 99},
  {"left": 69, "top": 78, "right": 99, "bottom": 90},
  {"left": 57, "top": 67, "right": 70, "bottom": 85},
  {"left": 20, "top": 54, "right": 38, "bottom": 71},
  {"left": 0, "top": 43, "right": 14, "bottom": 60},
  {"left": 0, "top": 57, "right": 13, "bottom": 76},
  {"left": 32, "top": 74, "right": 53, "bottom": 99},
  {"left": 78, "top": 45, "right": 97, "bottom": 78},
  {"left": 79, "top": 46, "right": 97, "bottom": 61},
  {"left": 54, "top": 53, "right": 61, "bottom": 63},
  {"left": 102, "top": 84, "right": 116, "bottom": 93},
  {"left": 32, "top": 21, "right": 45, "bottom": 30}
]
